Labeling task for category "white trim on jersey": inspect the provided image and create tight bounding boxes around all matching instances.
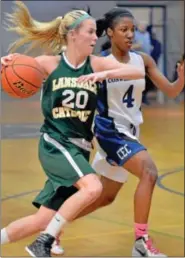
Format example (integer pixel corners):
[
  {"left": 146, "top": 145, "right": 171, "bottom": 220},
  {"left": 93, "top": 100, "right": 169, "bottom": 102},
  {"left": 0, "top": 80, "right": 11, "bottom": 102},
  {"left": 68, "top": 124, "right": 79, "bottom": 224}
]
[{"left": 62, "top": 52, "right": 87, "bottom": 70}]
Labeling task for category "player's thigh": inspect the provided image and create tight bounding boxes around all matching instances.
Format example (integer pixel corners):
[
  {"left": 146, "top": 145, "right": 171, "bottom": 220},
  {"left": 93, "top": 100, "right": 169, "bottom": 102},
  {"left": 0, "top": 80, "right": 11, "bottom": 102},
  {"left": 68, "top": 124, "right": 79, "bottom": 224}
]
[{"left": 100, "top": 175, "right": 123, "bottom": 201}]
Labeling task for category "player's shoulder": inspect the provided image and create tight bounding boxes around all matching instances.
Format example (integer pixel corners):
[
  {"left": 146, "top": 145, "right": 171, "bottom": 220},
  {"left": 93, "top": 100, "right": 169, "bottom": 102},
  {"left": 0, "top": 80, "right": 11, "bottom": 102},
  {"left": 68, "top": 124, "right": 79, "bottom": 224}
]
[
  {"left": 90, "top": 54, "right": 106, "bottom": 62},
  {"left": 131, "top": 51, "right": 152, "bottom": 62},
  {"left": 90, "top": 54, "right": 114, "bottom": 72},
  {"left": 129, "top": 50, "right": 150, "bottom": 67},
  {"left": 35, "top": 55, "right": 60, "bottom": 64},
  {"left": 35, "top": 55, "right": 61, "bottom": 77},
  {"left": 129, "top": 50, "right": 144, "bottom": 59}
]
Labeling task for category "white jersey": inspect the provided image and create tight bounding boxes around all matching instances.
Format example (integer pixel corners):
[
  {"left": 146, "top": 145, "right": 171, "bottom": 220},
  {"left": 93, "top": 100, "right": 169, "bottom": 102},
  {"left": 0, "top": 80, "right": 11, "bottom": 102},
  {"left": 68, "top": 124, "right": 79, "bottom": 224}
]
[{"left": 102, "top": 52, "right": 145, "bottom": 139}]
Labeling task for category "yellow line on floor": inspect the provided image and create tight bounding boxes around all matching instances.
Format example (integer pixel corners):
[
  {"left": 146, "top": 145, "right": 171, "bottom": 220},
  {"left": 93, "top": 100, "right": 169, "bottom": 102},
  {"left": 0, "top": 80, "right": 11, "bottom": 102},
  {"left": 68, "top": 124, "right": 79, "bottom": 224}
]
[{"left": 62, "top": 229, "right": 133, "bottom": 241}]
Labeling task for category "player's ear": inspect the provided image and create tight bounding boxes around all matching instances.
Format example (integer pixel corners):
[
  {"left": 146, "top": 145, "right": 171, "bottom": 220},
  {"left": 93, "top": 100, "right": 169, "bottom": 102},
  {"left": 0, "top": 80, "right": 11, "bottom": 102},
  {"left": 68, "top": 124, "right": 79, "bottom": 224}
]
[{"left": 107, "top": 27, "right": 113, "bottom": 38}]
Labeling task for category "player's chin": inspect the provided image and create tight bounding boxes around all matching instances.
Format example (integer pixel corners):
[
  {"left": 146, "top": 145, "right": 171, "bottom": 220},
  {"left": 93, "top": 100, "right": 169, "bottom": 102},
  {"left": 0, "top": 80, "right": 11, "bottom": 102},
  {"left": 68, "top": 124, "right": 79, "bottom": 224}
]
[
  {"left": 121, "top": 44, "right": 131, "bottom": 52},
  {"left": 126, "top": 43, "right": 132, "bottom": 50}
]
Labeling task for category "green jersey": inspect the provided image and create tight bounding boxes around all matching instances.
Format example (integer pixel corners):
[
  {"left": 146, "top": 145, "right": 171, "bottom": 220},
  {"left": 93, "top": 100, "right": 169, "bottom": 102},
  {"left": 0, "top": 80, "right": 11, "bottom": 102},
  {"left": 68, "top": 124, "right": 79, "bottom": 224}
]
[{"left": 40, "top": 54, "right": 98, "bottom": 142}]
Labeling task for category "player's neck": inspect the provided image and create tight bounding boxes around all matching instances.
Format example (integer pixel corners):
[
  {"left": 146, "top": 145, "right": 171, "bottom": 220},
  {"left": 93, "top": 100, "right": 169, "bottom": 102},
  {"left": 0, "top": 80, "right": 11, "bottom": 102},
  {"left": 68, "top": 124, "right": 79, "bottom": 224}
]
[
  {"left": 111, "top": 45, "right": 130, "bottom": 63},
  {"left": 64, "top": 47, "right": 87, "bottom": 68}
]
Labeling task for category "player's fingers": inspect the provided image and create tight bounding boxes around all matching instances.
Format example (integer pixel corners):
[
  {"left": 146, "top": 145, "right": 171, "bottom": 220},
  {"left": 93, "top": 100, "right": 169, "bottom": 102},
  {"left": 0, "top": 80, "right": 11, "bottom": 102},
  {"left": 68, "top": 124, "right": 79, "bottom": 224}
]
[{"left": 1, "top": 58, "right": 9, "bottom": 66}]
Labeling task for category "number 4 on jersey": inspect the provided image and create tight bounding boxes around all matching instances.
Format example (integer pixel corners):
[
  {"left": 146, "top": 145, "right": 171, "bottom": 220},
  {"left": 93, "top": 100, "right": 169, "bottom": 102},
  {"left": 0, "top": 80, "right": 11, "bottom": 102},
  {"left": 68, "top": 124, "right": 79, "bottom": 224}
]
[{"left": 122, "top": 85, "right": 135, "bottom": 108}]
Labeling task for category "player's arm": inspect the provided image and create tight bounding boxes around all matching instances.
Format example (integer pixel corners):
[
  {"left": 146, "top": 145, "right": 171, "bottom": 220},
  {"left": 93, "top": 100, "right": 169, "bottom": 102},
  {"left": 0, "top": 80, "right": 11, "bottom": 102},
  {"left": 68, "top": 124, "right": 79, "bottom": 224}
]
[
  {"left": 1, "top": 53, "right": 48, "bottom": 75},
  {"left": 92, "top": 55, "right": 145, "bottom": 80},
  {"left": 140, "top": 52, "right": 184, "bottom": 98},
  {"left": 1, "top": 53, "right": 20, "bottom": 66},
  {"left": 1, "top": 54, "right": 60, "bottom": 81},
  {"left": 77, "top": 55, "right": 144, "bottom": 83}
]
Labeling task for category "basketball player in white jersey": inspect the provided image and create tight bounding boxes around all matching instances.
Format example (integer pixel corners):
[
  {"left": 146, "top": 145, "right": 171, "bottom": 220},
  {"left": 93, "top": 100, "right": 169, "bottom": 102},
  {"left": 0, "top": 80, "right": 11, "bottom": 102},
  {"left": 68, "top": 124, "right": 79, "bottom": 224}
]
[{"left": 68, "top": 8, "right": 184, "bottom": 257}]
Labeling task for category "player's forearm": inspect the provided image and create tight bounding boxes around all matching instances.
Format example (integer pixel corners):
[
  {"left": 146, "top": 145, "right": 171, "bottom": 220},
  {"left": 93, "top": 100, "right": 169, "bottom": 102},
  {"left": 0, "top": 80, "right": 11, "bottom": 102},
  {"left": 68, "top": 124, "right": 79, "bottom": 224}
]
[
  {"left": 106, "top": 64, "right": 144, "bottom": 80},
  {"left": 167, "top": 78, "right": 184, "bottom": 98}
]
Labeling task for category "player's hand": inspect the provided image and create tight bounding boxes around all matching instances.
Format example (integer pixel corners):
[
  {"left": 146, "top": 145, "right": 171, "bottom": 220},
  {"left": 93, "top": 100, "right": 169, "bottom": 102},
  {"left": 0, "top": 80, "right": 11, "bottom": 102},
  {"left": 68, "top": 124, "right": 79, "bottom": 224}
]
[
  {"left": 1, "top": 53, "right": 20, "bottom": 67},
  {"left": 177, "top": 60, "right": 184, "bottom": 84},
  {"left": 77, "top": 71, "right": 108, "bottom": 84}
]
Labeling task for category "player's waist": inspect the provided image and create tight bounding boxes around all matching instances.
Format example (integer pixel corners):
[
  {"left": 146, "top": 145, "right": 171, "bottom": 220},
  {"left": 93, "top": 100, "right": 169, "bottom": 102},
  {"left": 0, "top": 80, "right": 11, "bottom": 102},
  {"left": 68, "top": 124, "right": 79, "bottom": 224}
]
[
  {"left": 41, "top": 122, "right": 93, "bottom": 151},
  {"left": 69, "top": 138, "right": 93, "bottom": 152},
  {"left": 116, "top": 125, "right": 139, "bottom": 140},
  {"left": 94, "top": 115, "right": 139, "bottom": 139},
  {"left": 108, "top": 110, "right": 143, "bottom": 126},
  {"left": 42, "top": 132, "right": 93, "bottom": 152}
]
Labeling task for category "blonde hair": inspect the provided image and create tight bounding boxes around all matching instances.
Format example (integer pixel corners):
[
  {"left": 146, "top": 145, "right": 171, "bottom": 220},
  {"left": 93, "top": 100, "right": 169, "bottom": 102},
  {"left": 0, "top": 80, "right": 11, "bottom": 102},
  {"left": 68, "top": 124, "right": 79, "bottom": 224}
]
[{"left": 5, "top": 1, "right": 90, "bottom": 55}]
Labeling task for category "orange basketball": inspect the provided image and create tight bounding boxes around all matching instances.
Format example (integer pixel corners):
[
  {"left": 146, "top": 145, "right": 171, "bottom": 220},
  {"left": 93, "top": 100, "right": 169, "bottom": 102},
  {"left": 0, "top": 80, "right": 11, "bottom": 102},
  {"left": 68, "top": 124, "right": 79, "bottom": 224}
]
[{"left": 1, "top": 54, "right": 45, "bottom": 98}]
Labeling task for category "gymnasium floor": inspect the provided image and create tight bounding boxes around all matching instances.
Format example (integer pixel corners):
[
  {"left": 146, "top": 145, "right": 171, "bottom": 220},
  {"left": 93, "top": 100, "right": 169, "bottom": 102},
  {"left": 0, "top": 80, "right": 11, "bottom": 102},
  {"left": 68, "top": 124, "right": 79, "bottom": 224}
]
[{"left": 1, "top": 92, "right": 184, "bottom": 257}]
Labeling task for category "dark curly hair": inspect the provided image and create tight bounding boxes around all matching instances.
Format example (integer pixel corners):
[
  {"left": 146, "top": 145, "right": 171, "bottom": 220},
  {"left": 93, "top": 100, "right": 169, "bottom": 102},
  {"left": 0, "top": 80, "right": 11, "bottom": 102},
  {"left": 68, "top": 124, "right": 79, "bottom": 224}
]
[{"left": 96, "top": 7, "right": 134, "bottom": 38}]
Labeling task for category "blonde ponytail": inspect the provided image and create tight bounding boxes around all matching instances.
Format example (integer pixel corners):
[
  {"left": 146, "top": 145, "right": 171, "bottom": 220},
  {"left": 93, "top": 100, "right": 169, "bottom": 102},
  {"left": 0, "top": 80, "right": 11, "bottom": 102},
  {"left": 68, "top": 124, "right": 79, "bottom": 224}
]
[
  {"left": 5, "top": 1, "right": 92, "bottom": 55},
  {"left": 5, "top": 1, "right": 66, "bottom": 54}
]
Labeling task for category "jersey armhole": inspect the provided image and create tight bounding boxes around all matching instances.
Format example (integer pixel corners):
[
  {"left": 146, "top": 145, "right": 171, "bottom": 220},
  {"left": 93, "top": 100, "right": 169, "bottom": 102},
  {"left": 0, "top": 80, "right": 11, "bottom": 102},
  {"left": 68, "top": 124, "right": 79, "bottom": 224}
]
[
  {"left": 133, "top": 51, "right": 147, "bottom": 74},
  {"left": 42, "top": 55, "right": 62, "bottom": 87}
]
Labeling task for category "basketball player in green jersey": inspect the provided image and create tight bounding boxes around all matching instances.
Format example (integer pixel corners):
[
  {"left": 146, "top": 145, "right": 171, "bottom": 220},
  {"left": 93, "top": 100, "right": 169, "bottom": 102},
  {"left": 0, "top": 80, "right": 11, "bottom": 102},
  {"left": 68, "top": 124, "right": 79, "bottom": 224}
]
[{"left": 1, "top": 2, "right": 144, "bottom": 257}]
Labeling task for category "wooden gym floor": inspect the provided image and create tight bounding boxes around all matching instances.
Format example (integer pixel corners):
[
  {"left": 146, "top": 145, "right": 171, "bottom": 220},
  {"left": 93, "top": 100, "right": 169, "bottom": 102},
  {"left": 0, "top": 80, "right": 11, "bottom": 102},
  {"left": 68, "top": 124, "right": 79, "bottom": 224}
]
[{"left": 1, "top": 92, "right": 184, "bottom": 257}]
